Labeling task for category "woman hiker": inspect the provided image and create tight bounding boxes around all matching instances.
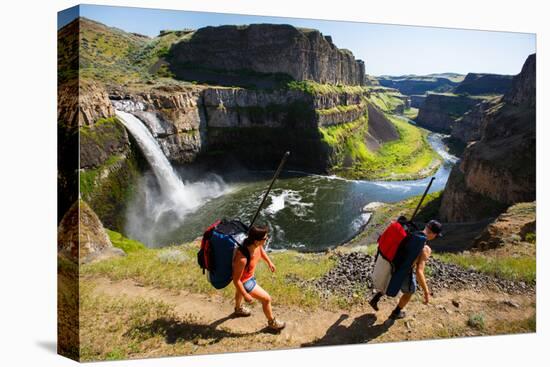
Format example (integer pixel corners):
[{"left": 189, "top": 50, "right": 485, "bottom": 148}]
[{"left": 232, "top": 225, "right": 286, "bottom": 331}]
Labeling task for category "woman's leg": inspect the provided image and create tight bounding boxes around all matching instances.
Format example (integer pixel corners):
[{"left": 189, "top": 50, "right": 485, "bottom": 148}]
[
  {"left": 249, "top": 284, "right": 273, "bottom": 320},
  {"left": 235, "top": 288, "right": 243, "bottom": 309}
]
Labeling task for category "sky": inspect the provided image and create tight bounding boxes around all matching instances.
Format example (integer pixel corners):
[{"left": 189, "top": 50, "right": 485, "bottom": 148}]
[{"left": 58, "top": 4, "right": 536, "bottom": 76}]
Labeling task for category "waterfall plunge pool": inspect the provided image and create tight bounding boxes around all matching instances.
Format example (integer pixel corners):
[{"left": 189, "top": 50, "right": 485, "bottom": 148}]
[{"left": 123, "top": 134, "right": 457, "bottom": 251}]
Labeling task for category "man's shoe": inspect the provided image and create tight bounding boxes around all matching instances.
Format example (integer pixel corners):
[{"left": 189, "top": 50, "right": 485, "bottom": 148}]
[
  {"left": 369, "top": 298, "right": 380, "bottom": 311},
  {"left": 389, "top": 309, "right": 406, "bottom": 320}
]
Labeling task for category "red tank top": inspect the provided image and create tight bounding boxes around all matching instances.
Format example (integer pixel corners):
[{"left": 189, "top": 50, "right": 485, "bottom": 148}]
[{"left": 237, "top": 246, "right": 261, "bottom": 282}]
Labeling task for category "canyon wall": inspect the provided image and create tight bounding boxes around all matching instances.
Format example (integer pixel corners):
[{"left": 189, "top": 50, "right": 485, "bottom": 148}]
[
  {"left": 410, "top": 95, "right": 426, "bottom": 108},
  {"left": 440, "top": 54, "right": 536, "bottom": 222},
  {"left": 450, "top": 98, "right": 500, "bottom": 144},
  {"left": 416, "top": 93, "right": 482, "bottom": 132},
  {"left": 107, "top": 84, "right": 382, "bottom": 172},
  {"left": 378, "top": 76, "right": 460, "bottom": 95},
  {"left": 453, "top": 73, "right": 513, "bottom": 96},
  {"left": 168, "top": 24, "right": 366, "bottom": 86}
]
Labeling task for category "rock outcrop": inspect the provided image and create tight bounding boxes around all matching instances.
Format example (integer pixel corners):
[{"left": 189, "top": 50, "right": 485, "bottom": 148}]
[
  {"left": 111, "top": 84, "right": 383, "bottom": 172},
  {"left": 410, "top": 94, "right": 426, "bottom": 108},
  {"left": 201, "top": 87, "right": 387, "bottom": 171},
  {"left": 366, "top": 103, "right": 399, "bottom": 145},
  {"left": 416, "top": 93, "right": 482, "bottom": 132},
  {"left": 504, "top": 54, "right": 536, "bottom": 107},
  {"left": 168, "top": 24, "right": 366, "bottom": 86},
  {"left": 58, "top": 80, "right": 115, "bottom": 129},
  {"left": 472, "top": 201, "right": 535, "bottom": 251},
  {"left": 453, "top": 73, "right": 513, "bottom": 95},
  {"left": 79, "top": 117, "right": 130, "bottom": 169},
  {"left": 58, "top": 200, "right": 125, "bottom": 264},
  {"left": 111, "top": 85, "right": 206, "bottom": 163},
  {"left": 202, "top": 87, "right": 315, "bottom": 128},
  {"left": 78, "top": 115, "right": 142, "bottom": 231},
  {"left": 450, "top": 97, "right": 500, "bottom": 144},
  {"left": 440, "top": 54, "right": 536, "bottom": 222}
]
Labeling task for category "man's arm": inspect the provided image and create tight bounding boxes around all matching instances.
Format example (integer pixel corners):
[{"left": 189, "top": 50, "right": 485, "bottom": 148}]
[{"left": 416, "top": 245, "right": 432, "bottom": 304}]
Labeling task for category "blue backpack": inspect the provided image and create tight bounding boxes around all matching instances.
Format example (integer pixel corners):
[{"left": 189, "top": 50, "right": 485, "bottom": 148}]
[
  {"left": 385, "top": 231, "right": 427, "bottom": 297},
  {"left": 198, "top": 219, "right": 248, "bottom": 289}
]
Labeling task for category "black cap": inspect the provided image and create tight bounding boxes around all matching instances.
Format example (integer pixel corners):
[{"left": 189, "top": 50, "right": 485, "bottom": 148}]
[{"left": 426, "top": 220, "right": 443, "bottom": 237}]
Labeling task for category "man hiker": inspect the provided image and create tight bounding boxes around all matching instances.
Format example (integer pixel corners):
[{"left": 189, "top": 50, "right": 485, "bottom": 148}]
[{"left": 369, "top": 220, "right": 442, "bottom": 320}]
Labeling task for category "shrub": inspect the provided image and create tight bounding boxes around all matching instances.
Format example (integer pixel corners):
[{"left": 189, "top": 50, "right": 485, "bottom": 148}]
[{"left": 467, "top": 313, "right": 486, "bottom": 330}]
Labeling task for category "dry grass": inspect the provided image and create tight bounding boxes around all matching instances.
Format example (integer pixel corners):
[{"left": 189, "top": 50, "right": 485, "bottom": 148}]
[{"left": 82, "top": 231, "right": 337, "bottom": 309}]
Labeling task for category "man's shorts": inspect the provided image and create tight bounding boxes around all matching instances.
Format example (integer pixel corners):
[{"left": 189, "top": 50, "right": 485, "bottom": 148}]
[
  {"left": 243, "top": 277, "right": 257, "bottom": 293},
  {"left": 401, "top": 272, "right": 417, "bottom": 294}
]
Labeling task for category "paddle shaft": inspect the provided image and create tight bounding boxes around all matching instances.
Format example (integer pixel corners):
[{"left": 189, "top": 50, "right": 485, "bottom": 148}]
[
  {"left": 249, "top": 151, "right": 291, "bottom": 229},
  {"left": 410, "top": 176, "right": 435, "bottom": 222}
]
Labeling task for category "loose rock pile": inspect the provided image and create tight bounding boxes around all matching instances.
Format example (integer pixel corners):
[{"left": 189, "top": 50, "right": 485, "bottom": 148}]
[{"left": 302, "top": 252, "right": 534, "bottom": 300}]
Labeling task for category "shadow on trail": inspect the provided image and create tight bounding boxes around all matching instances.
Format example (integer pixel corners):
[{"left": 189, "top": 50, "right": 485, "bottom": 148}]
[
  {"left": 210, "top": 314, "right": 284, "bottom": 335},
  {"left": 128, "top": 314, "right": 262, "bottom": 345},
  {"left": 302, "top": 313, "right": 393, "bottom": 347}
]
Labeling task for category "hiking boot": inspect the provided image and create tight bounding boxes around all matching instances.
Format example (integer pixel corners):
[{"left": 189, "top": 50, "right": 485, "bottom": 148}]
[
  {"left": 234, "top": 305, "right": 252, "bottom": 317},
  {"left": 389, "top": 309, "right": 406, "bottom": 320},
  {"left": 369, "top": 292, "right": 383, "bottom": 311},
  {"left": 268, "top": 318, "right": 286, "bottom": 331}
]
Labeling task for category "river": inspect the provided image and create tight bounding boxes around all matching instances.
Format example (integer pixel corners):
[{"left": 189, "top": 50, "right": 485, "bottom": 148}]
[{"left": 125, "top": 127, "right": 457, "bottom": 251}]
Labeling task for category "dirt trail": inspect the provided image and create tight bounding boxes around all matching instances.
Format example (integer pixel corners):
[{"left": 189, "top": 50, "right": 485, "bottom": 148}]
[{"left": 89, "top": 277, "right": 535, "bottom": 355}]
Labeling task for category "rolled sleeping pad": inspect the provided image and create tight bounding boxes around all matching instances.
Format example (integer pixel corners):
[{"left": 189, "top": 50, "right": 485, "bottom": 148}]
[
  {"left": 372, "top": 252, "right": 392, "bottom": 294},
  {"left": 385, "top": 231, "right": 427, "bottom": 297}
]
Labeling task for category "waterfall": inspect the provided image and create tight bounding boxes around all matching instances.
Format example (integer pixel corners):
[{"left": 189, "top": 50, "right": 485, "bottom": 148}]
[
  {"left": 115, "top": 110, "right": 187, "bottom": 206},
  {"left": 115, "top": 109, "right": 231, "bottom": 247}
]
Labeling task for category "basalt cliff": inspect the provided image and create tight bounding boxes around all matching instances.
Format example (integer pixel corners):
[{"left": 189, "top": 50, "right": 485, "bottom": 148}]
[
  {"left": 453, "top": 73, "right": 513, "bottom": 95},
  {"left": 416, "top": 93, "right": 481, "bottom": 133},
  {"left": 414, "top": 72, "right": 513, "bottom": 136},
  {"left": 168, "top": 24, "right": 366, "bottom": 86},
  {"left": 440, "top": 54, "right": 536, "bottom": 222}
]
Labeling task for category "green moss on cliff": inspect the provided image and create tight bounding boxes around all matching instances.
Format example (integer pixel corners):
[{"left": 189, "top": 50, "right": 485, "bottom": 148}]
[
  {"left": 287, "top": 80, "right": 369, "bottom": 96},
  {"left": 319, "top": 115, "right": 369, "bottom": 164},
  {"left": 80, "top": 154, "right": 126, "bottom": 198},
  {"left": 80, "top": 155, "right": 140, "bottom": 231},
  {"left": 366, "top": 91, "right": 406, "bottom": 113},
  {"left": 404, "top": 107, "right": 419, "bottom": 120},
  {"left": 79, "top": 118, "right": 142, "bottom": 231},
  {"left": 80, "top": 117, "right": 127, "bottom": 151},
  {"left": 319, "top": 112, "right": 439, "bottom": 180},
  {"left": 316, "top": 103, "right": 365, "bottom": 116}
]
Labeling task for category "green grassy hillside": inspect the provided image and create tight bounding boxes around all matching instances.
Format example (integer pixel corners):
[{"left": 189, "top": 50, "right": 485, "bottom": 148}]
[{"left": 319, "top": 106, "right": 440, "bottom": 180}]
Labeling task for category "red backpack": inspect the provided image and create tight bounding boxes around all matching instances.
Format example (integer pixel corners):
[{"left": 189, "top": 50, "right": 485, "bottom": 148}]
[
  {"left": 377, "top": 218, "right": 409, "bottom": 262},
  {"left": 197, "top": 219, "right": 221, "bottom": 274}
]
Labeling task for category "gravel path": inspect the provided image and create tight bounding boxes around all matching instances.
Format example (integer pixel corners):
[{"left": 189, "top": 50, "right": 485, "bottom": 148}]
[{"left": 301, "top": 252, "right": 535, "bottom": 299}]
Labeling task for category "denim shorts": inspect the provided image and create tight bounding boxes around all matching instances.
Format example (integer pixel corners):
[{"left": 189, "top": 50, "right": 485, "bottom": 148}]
[
  {"left": 243, "top": 277, "right": 257, "bottom": 293},
  {"left": 401, "top": 272, "right": 417, "bottom": 294}
]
